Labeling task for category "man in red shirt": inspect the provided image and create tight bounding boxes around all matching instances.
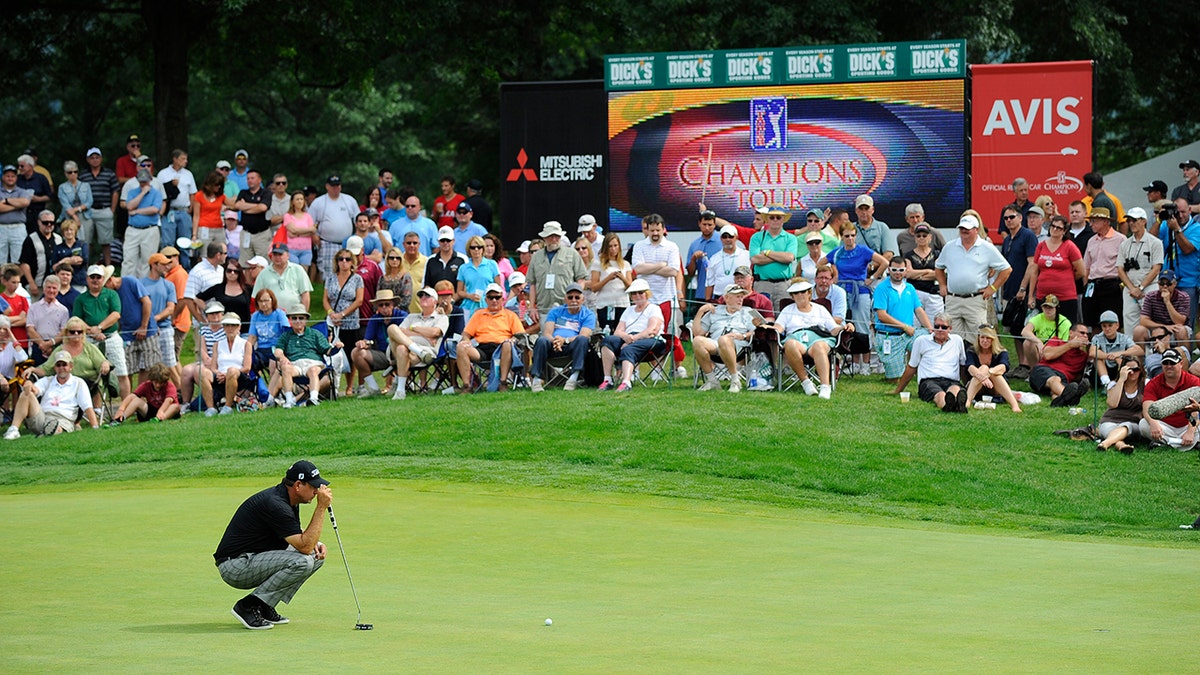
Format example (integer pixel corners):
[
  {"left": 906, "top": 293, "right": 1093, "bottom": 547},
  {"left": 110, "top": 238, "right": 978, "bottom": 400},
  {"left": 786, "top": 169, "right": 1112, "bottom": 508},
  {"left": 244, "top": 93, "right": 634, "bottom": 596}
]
[
  {"left": 1140, "top": 348, "right": 1200, "bottom": 449},
  {"left": 431, "top": 175, "right": 464, "bottom": 230},
  {"left": 1029, "top": 323, "right": 1095, "bottom": 407}
]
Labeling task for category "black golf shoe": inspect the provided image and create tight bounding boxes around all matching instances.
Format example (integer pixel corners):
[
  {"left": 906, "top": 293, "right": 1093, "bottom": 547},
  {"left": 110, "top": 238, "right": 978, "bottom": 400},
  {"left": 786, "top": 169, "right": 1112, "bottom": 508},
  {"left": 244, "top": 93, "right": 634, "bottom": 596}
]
[
  {"left": 231, "top": 597, "right": 273, "bottom": 630},
  {"left": 256, "top": 598, "right": 289, "bottom": 625}
]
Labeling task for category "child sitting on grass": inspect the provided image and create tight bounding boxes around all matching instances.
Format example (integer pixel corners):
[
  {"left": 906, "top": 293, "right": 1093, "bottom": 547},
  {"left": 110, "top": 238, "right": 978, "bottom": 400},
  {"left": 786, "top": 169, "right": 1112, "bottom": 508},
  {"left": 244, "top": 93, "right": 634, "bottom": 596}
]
[{"left": 110, "top": 363, "right": 179, "bottom": 424}]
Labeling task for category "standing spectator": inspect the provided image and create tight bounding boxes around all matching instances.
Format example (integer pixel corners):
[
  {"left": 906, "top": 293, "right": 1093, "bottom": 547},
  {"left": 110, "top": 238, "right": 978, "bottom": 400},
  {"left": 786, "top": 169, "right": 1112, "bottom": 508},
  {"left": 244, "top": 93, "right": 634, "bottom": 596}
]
[
  {"left": 142, "top": 253, "right": 178, "bottom": 380},
  {"left": 19, "top": 210, "right": 61, "bottom": 293},
  {"left": 1080, "top": 208, "right": 1126, "bottom": 330},
  {"left": 235, "top": 170, "right": 272, "bottom": 263},
  {"left": 577, "top": 214, "right": 602, "bottom": 257},
  {"left": 0, "top": 165, "right": 33, "bottom": 263},
  {"left": 73, "top": 264, "right": 131, "bottom": 399},
  {"left": 935, "top": 214, "right": 1011, "bottom": 340},
  {"left": 529, "top": 221, "right": 589, "bottom": 318},
  {"left": 748, "top": 206, "right": 796, "bottom": 311},
  {"left": 197, "top": 260, "right": 253, "bottom": 334},
  {"left": 1065, "top": 200, "right": 1094, "bottom": 258},
  {"left": 1000, "top": 204, "right": 1038, "bottom": 339},
  {"left": 572, "top": 238, "right": 596, "bottom": 308},
  {"left": 1116, "top": 207, "right": 1162, "bottom": 336},
  {"left": 1025, "top": 205, "right": 1048, "bottom": 242},
  {"left": 1173, "top": 160, "right": 1200, "bottom": 213},
  {"left": 323, "top": 248, "right": 364, "bottom": 392},
  {"left": 1157, "top": 197, "right": 1200, "bottom": 325},
  {"left": 53, "top": 220, "right": 87, "bottom": 291},
  {"left": 266, "top": 174, "right": 290, "bottom": 240},
  {"left": 229, "top": 149, "right": 251, "bottom": 192},
  {"left": 387, "top": 232, "right": 424, "bottom": 313},
  {"left": 107, "top": 272, "right": 158, "bottom": 384},
  {"left": 590, "top": 232, "right": 633, "bottom": 333},
  {"left": 183, "top": 242, "right": 228, "bottom": 321},
  {"left": 904, "top": 223, "right": 943, "bottom": 324},
  {"left": 191, "top": 170, "right": 227, "bottom": 246},
  {"left": 431, "top": 175, "right": 464, "bottom": 229},
  {"left": 280, "top": 191, "right": 317, "bottom": 271},
  {"left": 705, "top": 225, "right": 750, "bottom": 301},
  {"left": 422, "top": 227, "right": 466, "bottom": 290},
  {"left": 449, "top": 202, "right": 487, "bottom": 255},
  {"left": 157, "top": 149, "right": 197, "bottom": 252},
  {"left": 853, "top": 194, "right": 898, "bottom": 264},
  {"left": 252, "top": 245, "right": 312, "bottom": 317},
  {"left": 999, "top": 178, "right": 1034, "bottom": 230},
  {"left": 685, "top": 210, "right": 721, "bottom": 310},
  {"left": 78, "top": 147, "right": 119, "bottom": 266},
  {"left": 309, "top": 175, "right": 358, "bottom": 282},
  {"left": 123, "top": 169, "right": 164, "bottom": 279},
  {"left": 463, "top": 179, "right": 493, "bottom": 231},
  {"left": 388, "top": 191, "right": 437, "bottom": 256},
  {"left": 456, "top": 235, "right": 500, "bottom": 322},
  {"left": 58, "top": 161, "right": 93, "bottom": 233},
  {"left": 15, "top": 155, "right": 52, "bottom": 233},
  {"left": 1028, "top": 215, "right": 1085, "bottom": 323},
  {"left": 484, "top": 234, "right": 513, "bottom": 287}
]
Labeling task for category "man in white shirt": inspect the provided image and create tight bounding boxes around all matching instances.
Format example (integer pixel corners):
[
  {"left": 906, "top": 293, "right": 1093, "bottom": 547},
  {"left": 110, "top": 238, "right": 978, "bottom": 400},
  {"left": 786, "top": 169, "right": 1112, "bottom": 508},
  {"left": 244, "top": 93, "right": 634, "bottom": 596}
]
[
  {"left": 5, "top": 350, "right": 99, "bottom": 439},
  {"left": 890, "top": 314, "right": 968, "bottom": 413},
  {"left": 308, "top": 175, "right": 358, "bottom": 282},
  {"left": 705, "top": 225, "right": 751, "bottom": 301},
  {"left": 157, "top": 149, "right": 197, "bottom": 252}
]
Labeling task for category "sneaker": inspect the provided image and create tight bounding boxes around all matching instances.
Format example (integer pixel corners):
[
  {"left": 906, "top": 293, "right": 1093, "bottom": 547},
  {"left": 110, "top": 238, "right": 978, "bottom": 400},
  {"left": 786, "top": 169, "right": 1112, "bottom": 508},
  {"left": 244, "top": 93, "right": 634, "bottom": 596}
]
[
  {"left": 818, "top": 384, "right": 832, "bottom": 400},
  {"left": 649, "top": 370, "right": 665, "bottom": 383},
  {"left": 218, "top": 406, "right": 233, "bottom": 416},
  {"left": 1070, "top": 379, "right": 1091, "bottom": 405},
  {"left": 106, "top": 417, "right": 124, "bottom": 428},
  {"left": 417, "top": 347, "right": 436, "bottom": 365},
  {"left": 205, "top": 407, "right": 218, "bottom": 417},
  {"left": 305, "top": 398, "right": 320, "bottom": 407},
  {"left": 255, "top": 598, "right": 289, "bottom": 625},
  {"left": 281, "top": 399, "right": 295, "bottom": 409},
  {"left": 801, "top": 379, "right": 818, "bottom": 396},
  {"left": 675, "top": 366, "right": 688, "bottom": 379},
  {"left": 728, "top": 379, "right": 741, "bottom": 393},
  {"left": 231, "top": 598, "right": 273, "bottom": 630},
  {"left": 441, "top": 387, "right": 457, "bottom": 395},
  {"left": 942, "top": 394, "right": 958, "bottom": 413},
  {"left": 615, "top": 381, "right": 632, "bottom": 392},
  {"left": 955, "top": 390, "right": 968, "bottom": 413},
  {"left": 1050, "top": 383, "right": 1077, "bottom": 407},
  {"left": 3, "top": 426, "right": 19, "bottom": 441},
  {"left": 597, "top": 380, "right": 613, "bottom": 392},
  {"left": 563, "top": 378, "right": 578, "bottom": 391},
  {"left": 263, "top": 397, "right": 276, "bottom": 408},
  {"left": 531, "top": 378, "right": 545, "bottom": 393},
  {"left": 392, "top": 387, "right": 406, "bottom": 401},
  {"left": 698, "top": 376, "right": 719, "bottom": 392}
]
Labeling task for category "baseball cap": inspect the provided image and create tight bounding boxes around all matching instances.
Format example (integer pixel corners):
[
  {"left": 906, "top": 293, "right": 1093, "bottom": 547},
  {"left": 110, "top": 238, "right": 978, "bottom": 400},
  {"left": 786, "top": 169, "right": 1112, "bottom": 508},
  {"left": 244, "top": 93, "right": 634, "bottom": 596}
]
[
  {"left": 733, "top": 265, "right": 752, "bottom": 277},
  {"left": 724, "top": 283, "right": 749, "bottom": 296},
  {"left": 466, "top": 178, "right": 483, "bottom": 191},
  {"left": 86, "top": 147, "right": 102, "bottom": 157},
  {"left": 221, "top": 313, "right": 242, "bottom": 326},
  {"left": 136, "top": 154, "right": 151, "bottom": 163},
  {"left": 326, "top": 175, "right": 341, "bottom": 186},
  {"left": 1099, "top": 310, "right": 1120, "bottom": 324},
  {"left": 855, "top": 194, "right": 874, "bottom": 208},
  {"left": 564, "top": 282, "right": 585, "bottom": 295},
  {"left": 285, "top": 460, "right": 329, "bottom": 487},
  {"left": 516, "top": 240, "right": 531, "bottom": 253},
  {"left": 1027, "top": 205, "right": 1045, "bottom": 216},
  {"left": 806, "top": 208, "right": 824, "bottom": 220},
  {"left": 160, "top": 246, "right": 181, "bottom": 257},
  {"left": 1144, "top": 179, "right": 1169, "bottom": 194},
  {"left": 148, "top": 253, "right": 169, "bottom": 265},
  {"left": 719, "top": 225, "right": 738, "bottom": 238},
  {"left": 787, "top": 280, "right": 814, "bottom": 294},
  {"left": 437, "top": 226, "right": 454, "bottom": 241},
  {"left": 1160, "top": 269, "right": 1180, "bottom": 283},
  {"left": 417, "top": 286, "right": 438, "bottom": 299},
  {"left": 579, "top": 214, "right": 597, "bottom": 227},
  {"left": 1041, "top": 294, "right": 1060, "bottom": 307},
  {"left": 126, "top": 134, "right": 140, "bottom": 143},
  {"left": 1, "top": 165, "right": 16, "bottom": 174},
  {"left": 53, "top": 350, "right": 74, "bottom": 364},
  {"left": 246, "top": 256, "right": 268, "bottom": 268},
  {"left": 957, "top": 215, "right": 980, "bottom": 230},
  {"left": 456, "top": 202, "right": 472, "bottom": 213},
  {"left": 223, "top": 210, "right": 239, "bottom": 220},
  {"left": 271, "top": 243, "right": 289, "bottom": 254},
  {"left": 1125, "top": 207, "right": 1148, "bottom": 220},
  {"left": 345, "top": 236, "right": 364, "bottom": 254},
  {"left": 364, "top": 207, "right": 379, "bottom": 217},
  {"left": 1163, "top": 348, "right": 1184, "bottom": 365},
  {"left": 234, "top": 149, "right": 248, "bottom": 159},
  {"left": 1180, "top": 160, "right": 1200, "bottom": 171},
  {"left": 508, "top": 271, "right": 526, "bottom": 286},
  {"left": 484, "top": 282, "right": 504, "bottom": 297},
  {"left": 215, "top": 160, "right": 232, "bottom": 170},
  {"left": 805, "top": 231, "right": 823, "bottom": 244}
]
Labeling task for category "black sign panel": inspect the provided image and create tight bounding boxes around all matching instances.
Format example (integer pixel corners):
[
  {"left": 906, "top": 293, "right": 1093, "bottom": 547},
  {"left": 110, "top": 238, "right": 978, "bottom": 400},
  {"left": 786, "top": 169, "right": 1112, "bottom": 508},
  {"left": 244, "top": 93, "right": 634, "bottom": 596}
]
[{"left": 499, "top": 80, "right": 608, "bottom": 247}]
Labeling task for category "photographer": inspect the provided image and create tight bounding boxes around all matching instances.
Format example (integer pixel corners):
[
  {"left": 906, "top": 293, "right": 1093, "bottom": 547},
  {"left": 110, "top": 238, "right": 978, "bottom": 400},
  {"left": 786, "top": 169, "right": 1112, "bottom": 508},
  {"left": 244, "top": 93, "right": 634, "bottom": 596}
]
[
  {"left": 1154, "top": 198, "right": 1200, "bottom": 326},
  {"left": 1116, "top": 207, "right": 1163, "bottom": 336}
]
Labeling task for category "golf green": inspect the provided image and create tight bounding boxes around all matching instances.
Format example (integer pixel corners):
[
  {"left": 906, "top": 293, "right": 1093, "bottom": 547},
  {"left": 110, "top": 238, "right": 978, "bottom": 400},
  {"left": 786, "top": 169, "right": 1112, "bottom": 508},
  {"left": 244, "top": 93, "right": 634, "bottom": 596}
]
[{"left": 4, "top": 479, "right": 1198, "bottom": 672}]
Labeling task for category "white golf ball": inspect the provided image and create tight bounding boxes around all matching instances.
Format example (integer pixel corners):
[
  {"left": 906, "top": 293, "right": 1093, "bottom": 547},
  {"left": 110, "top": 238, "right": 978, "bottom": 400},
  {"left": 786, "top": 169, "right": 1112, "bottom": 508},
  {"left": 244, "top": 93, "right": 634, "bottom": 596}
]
[{"left": 545, "top": 618, "right": 553, "bottom": 626}]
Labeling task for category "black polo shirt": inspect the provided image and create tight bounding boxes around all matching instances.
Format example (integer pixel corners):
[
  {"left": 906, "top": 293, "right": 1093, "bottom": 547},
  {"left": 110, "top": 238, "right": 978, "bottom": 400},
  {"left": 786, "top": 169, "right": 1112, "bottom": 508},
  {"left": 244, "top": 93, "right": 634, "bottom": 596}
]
[
  {"left": 424, "top": 251, "right": 466, "bottom": 287},
  {"left": 237, "top": 187, "right": 270, "bottom": 234},
  {"left": 213, "top": 483, "right": 301, "bottom": 561}
]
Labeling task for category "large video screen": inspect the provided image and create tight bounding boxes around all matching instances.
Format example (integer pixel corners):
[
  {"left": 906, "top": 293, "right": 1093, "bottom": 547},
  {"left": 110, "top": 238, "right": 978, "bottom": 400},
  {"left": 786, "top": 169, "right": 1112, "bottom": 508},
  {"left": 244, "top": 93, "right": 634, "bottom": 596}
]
[{"left": 608, "top": 81, "right": 966, "bottom": 232}]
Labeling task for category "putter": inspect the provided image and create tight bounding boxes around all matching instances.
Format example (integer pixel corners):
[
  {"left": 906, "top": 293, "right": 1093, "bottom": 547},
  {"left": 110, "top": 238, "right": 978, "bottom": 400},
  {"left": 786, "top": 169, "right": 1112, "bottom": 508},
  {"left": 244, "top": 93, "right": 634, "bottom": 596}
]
[{"left": 327, "top": 505, "right": 373, "bottom": 630}]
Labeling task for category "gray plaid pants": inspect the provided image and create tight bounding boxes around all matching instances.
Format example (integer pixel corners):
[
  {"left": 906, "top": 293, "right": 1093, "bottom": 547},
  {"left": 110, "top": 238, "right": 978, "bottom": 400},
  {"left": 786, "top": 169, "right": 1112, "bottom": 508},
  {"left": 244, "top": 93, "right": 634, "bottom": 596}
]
[{"left": 217, "top": 545, "right": 324, "bottom": 608}]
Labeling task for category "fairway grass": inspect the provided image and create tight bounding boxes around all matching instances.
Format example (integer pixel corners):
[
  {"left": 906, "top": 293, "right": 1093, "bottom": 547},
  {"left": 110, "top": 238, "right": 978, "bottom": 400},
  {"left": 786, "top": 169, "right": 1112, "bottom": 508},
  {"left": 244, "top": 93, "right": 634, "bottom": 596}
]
[{"left": 5, "top": 480, "right": 1200, "bottom": 672}]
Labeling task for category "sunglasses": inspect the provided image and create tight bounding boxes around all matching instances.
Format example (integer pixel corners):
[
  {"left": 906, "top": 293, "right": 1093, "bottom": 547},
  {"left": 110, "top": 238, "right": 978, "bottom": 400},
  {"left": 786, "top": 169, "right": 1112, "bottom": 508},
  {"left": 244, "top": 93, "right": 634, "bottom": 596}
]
[
  {"left": 721, "top": 234, "right": 735, "bottom": 239},
  {"left": 226, "top": 268, "right": 239, "bottom": 273},
  {"left": 405, "top": 203, "right": 419, "bottom": 208},
  {"left": 337, "top": 257, "right": 353, "bottom": 262},
  {"left": 217, "top": 167, "right": 230, "bottom": 171},
  {"left": 88, "top": 274, "right": 102, "bottom": 279},
  {"left": 933, "top": 324, "right": 951, "bottom": 330},
  {"left": 128, "top": 142, "right": 141, "bottom": 147},
  {"left": 40, "top": 220, "right": 54, "bottom": 225},
  {"left": 807, "top": 240, "right": 822, "bottom": 245},
  {"left": 486, "top": 294, "right": 502, "bottom": 300},
  {"left": 67, "top": 329, "right": 84, "bottom": 335},
  {"left": 1003, "top": 214, "right": 1019, "bottom": 221},
  {"left": 767, "top": 215, "right": 785, "bottom": 220},
  {"left": 1049, "top": 224, "right": 1066, "bottom": 230},
  {"left": 65, "top": 170, "right": 77, "bottom": 175},
  {"left": 386, "top": 256, "right": 403, "bottom": 261},
  {"left": 807, "top": 217, "right": 821, "bottom": 222},
  {"left": 468, "top": 245, "right": 483, "bottom": 250}
]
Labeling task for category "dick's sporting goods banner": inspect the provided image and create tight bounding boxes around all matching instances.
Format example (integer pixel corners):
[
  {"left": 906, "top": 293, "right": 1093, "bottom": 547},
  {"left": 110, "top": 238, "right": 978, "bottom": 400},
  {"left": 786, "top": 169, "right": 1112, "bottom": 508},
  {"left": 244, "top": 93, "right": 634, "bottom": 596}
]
[
  {"left": 970, "top": 61, "right": 1094, "bottom": 240},
  {"left": 499, "top": 81, "right": 609, "bottom": 247}
]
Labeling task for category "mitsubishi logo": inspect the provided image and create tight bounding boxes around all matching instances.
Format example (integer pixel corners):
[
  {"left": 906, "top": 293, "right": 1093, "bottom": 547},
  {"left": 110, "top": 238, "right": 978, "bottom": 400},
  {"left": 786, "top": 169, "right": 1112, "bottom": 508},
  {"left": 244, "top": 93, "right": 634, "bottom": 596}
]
[{"left": 506, "top": 148, "right": 538, "bottom": 182}]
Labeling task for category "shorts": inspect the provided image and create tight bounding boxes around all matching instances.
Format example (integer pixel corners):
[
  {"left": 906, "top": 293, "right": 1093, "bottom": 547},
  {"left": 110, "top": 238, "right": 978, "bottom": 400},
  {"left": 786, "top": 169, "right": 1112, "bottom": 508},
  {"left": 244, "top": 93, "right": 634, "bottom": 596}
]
[
  {"left": 289, "top": 248, "right": 313, "bottom": 266},
  {"left": 918, "top": 377, "right": 959, "bottom": 402},
  {"left": 125, "top": 335, "right": 163, "bottom": 373},
  {"left": 27, "top": 410, "right": 75, "bottom": 436},
  {"left": 196, "top": 227, "right": 226, "bottom": 246},
  {"left": 364, "top": 349, "right": 390, "bottom": 371},
  {"left": 1098, "top": 421, "right": 1140, "bottom": 439},
  {"left": 290, "top": 358, "right": 324, "bottom": 374},
  {"left": 157, "top": 329, "right": 177, "bottom": 367},
  {"left": 784, "top": 329, "right": 837, "bottom": 350},
  {"left": 1029, "top": 364, "right": 1067, "bottom": 394},
  {"left": 102, "top": 332, "right": 129, "bottom": 377},
  {"left": 875, "top": 332, "right": 914, "bottom": 379},
  {"left": 89, "top": 207, "right": 115, "bottom": 245}
]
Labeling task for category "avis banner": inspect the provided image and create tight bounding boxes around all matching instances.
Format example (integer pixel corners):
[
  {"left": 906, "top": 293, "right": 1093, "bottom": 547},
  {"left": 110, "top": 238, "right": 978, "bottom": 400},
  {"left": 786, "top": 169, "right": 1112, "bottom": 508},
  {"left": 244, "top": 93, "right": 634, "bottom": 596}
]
[{"left": 970, "top": 61, "right": 1093, "bottom": 240}]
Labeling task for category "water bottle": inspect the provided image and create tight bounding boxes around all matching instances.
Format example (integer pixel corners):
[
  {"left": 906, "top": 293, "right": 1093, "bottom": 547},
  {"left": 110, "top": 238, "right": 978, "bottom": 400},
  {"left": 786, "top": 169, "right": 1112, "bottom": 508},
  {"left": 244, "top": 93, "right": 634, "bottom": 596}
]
[
  {"left": 748, "top": 372, "right": 759, "bottom": 390},
  {"left": 487, "top": 358, "right": 501, "bottom": 392},
  {"left": 973, "top": 401, "right": 996, "bottom": 410}
]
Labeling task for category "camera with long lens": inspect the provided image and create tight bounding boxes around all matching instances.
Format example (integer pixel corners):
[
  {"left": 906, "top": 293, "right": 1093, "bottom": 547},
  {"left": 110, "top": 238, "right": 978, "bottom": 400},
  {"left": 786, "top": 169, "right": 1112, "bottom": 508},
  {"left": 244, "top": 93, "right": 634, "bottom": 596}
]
[{"left": 1160, "top": 205, "right": 1177, "bottom": 221}]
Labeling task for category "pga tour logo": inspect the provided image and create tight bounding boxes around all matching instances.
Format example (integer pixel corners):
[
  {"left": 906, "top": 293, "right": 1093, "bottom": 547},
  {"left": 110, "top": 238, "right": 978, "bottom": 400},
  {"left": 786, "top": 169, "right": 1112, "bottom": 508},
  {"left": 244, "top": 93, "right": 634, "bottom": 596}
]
[
  {"left": 848, "top": 46, "right": 896, "bottom": 78},
  {"left": 750, "top": 98, "right": 787, "bottom": 151},
  {"left": 609, "top": 56, "right": 654, "bottom": 88}
]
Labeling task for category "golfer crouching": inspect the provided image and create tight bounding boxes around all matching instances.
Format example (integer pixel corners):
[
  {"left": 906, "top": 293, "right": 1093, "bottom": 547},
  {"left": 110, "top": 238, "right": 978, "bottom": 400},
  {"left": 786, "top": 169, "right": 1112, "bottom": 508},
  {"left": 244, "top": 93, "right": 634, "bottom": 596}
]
[{"left": 214, "top": 460, "right": 331, "bottom": 630}]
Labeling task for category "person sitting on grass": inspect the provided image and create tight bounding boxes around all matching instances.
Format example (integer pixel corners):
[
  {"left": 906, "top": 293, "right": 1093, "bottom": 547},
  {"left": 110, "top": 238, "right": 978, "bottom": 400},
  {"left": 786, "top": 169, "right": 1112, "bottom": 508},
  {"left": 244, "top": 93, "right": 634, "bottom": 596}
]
[
  {"left": 1091, "top": 310, "right": 1143, "bottom": 389},
  {"left": 598, "top": 279, "right": 664, "bottom": 393},
  {"left": 1096, "top": 357, "right": 1144, "bottom": 453},
  {"left": 692, "top": 284, "right": 764, "bottom": 393},
  {"left": 1017, "top": 294, "right": 1071, "bottom": 379},
  {"left": 964, "top": 324, "right": 1021, "bottom": 412},
  {"left": 1139, "top": 348, "right": 1200, "bottom": 450},
  {"left": 110, "top": 362, "right": 179, "bottom": 424},
  {"left": 453, "top": 283, "right": 524, "bottom": 394},
  {"left": 275, "top": 306, "right": 341, "bottom": 409},
  {"left": 388, "top": 286, "right": 448, "bottom": 400},
  {"left": 530, "top": 282, "right": 596, "bottom": 393},
  {"left": 1031, "top": 322, "right": 1096, "bottom": 407},
  {"left": 890, "top": 314, "right": 968, "bottom": 413},
  {"left": 4, "top": 350, "right": 99, "bottom": 440},
  {"left": 200, "top": 313, "right": 254, "bottom": 417},
  {"left": 774, "top": 279, "right": 846, "bottom": 399},
  {"left": 348, "top": 289, "right": 406, "bottom": 398}
]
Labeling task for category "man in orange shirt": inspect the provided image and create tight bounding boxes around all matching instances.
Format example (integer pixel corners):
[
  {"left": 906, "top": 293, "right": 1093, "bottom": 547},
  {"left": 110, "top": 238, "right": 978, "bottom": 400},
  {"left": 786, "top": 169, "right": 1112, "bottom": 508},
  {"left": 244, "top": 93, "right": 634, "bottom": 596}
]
[
  {"left": 161, "top": 245, "right": 191, "bottom": 366},
  {"left": 454, "top": 283, "right": 523, "bottom": 393}
]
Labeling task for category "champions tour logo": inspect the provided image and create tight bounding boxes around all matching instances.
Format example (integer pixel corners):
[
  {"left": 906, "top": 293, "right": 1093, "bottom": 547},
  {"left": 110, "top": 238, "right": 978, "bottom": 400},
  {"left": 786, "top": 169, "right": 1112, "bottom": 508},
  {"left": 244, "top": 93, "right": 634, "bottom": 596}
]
[
  {"left": 507, "top": 149, "right": 604, "bottom": 183},
  {"left": 751, "top": 98, "right": 787, "bottom": 151}
]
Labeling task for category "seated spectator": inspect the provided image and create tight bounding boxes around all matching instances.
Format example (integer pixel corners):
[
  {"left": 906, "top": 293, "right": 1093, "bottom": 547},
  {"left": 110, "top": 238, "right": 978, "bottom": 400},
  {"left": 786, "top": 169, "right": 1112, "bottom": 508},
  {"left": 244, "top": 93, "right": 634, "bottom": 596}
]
[
  {"left": 693, "top": 284, "right": 764, "bottom": 393},
  {"left": 964, "top": 325, "right": 1021, "bottom": 412},
  {"left": 200, "top": 313, "right": 253, "bottom": 416},
  {"left": 348, "top": 289, "right": 405, "bottom": 398},
  {"left": 434, "top": 279, "right": 465, "bottom": 390},
  {"left": 1140, "top": 348, "right": 1200, "bottom": 450},
  {"left": 1017, "top": 294, "right": 1071, "bottom": 378},
  {"left": 0, "top": 316, "right": 29, "bottom": 405},
  {"left": 774, "top": 280, "right": 846, "bottom": 399},
  {"left": 252, "top": 244, "right": 313, "bottom": 314},
  {"left": 387, "top": 287, "right": 448, "bottom": 400},
  {"left": 4, "top": 350, "right": 99, "bottom": 440},
  {"left": 599, "top": 279, "right": 665, "bottom": 392},
  {"left": 35, "top": 316, "right": 109, "bottom": 413},
  {"left": 530, "top": 283, "right": 596, "bottom": 393},
  {"left": 110, "top": 363, "right": 179, "bottom": 424},
  {"left": 1091, "top": 310, "right": 1143, "bottom": 388},
  {"left": 503, "top": 271, "right": 539, "bottom": 361},
  {"left": 873, "top": 259, "right": 932, "bottom": 380},
  {"left": 1030, "top": 323, "right": 1095, "bottom": 407},
  {"left": 1147, "top": 327, "right": 1177, "bottom": 378},
  {"left": 247, "top": 288, "right": 289, "bottom": 396},
  {"left": 1135, "top": 270, "right": 1190, "bottom": 344},
  {"left": 180, "top": 301, "right": 227, "bottom": 408},
  {"left": 275, "top": 306, "right": 340, "bottom": 408},
  {"left": 1096, "top": 357, "right": 1144, "bottom": 453},
  {"left": 26, "top": 275, "right": 69, "bottom": 364},
  {"left": 890, "top": 314, "right": 968, "bottom": 413},
  {"left": 453, "top": 283, "right": 524, "bottom": 394}
]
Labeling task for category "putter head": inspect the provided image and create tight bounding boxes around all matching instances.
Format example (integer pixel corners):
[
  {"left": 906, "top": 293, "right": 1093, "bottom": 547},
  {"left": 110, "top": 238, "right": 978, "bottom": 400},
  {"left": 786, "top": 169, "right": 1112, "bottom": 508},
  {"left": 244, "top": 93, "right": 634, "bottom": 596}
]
[{"left": 355, "top": 623, "right": 373, "bottom": 630}]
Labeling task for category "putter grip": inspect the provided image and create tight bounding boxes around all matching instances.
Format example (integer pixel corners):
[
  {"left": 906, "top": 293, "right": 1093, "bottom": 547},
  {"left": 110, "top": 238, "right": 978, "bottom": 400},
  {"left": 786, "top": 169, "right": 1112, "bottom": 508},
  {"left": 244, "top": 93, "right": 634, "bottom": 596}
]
[
  {"left": 1146, "top": 386, "right": 1200, "bottom": 419},
  {"left": 327, "top": 506, "right": 337, "bottom": 527}
]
